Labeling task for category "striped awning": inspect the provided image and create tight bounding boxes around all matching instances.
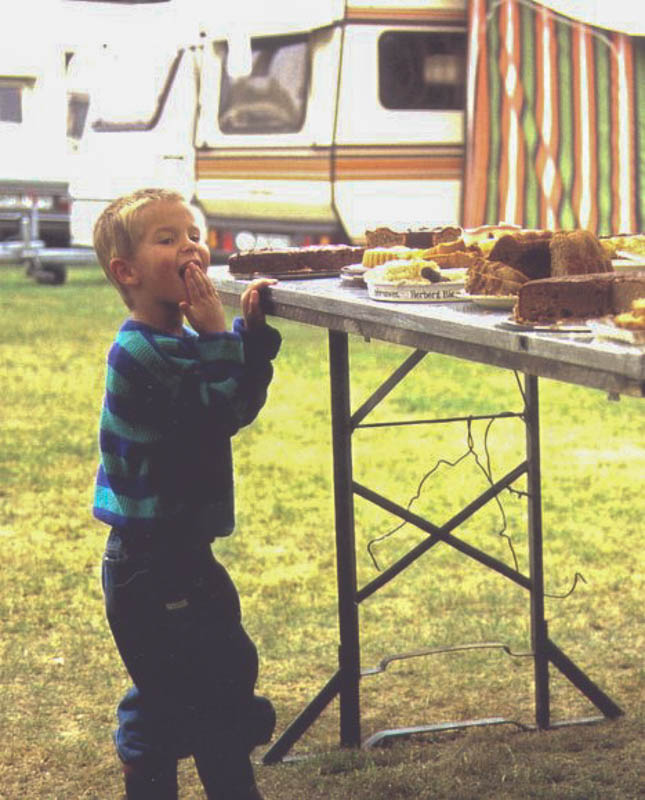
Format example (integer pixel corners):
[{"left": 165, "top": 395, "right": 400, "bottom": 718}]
[{"left": 463, "top": 0, "right": 644, "bottom": 234}]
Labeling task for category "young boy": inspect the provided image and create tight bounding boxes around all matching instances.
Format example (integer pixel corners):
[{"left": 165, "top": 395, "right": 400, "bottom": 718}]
[{"left": 92, "top": 188, "right": 280, "bottom": 799}]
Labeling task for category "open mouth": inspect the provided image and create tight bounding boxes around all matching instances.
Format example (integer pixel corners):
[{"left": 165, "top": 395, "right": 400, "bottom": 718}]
[{"left": 179, "top": 261, "right": 201, "bottom": 280}]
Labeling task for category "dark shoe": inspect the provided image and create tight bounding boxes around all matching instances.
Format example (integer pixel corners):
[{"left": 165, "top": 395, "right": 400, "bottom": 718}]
[{"left": 248, "top": 695, "right": 276, "bottom": 747}]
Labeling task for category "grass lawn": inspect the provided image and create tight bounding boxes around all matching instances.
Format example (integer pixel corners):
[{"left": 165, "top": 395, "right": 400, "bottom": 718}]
[{"left": 0, "top": 264, "right": 643, "bottom": 799}]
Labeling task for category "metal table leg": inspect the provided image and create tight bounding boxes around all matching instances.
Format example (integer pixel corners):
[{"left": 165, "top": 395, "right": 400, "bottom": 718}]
[
  {"left": 262, "top": 330, "right": 360, "bottom": 764},
  {"left": 262, "top": 348, "right": 623, "bottom": 764},
  {"left": 329, "top": 330, "right": 361, "bottom": 747},
  {"left": 524, "top": 374, "right": 550, "bottom": 728}
]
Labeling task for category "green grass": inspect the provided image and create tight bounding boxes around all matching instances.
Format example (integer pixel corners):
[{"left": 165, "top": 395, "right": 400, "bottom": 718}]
[{"left": 0, "top": 265, "right": 643, "bottom": 799}]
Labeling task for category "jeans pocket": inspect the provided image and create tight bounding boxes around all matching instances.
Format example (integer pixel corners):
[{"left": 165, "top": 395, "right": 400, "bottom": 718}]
[{"left": 102, "top": 552, "right": 153, "bottom": 617}]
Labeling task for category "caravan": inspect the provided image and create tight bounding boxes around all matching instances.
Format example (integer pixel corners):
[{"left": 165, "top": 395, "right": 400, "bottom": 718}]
[
  {"left": 69, "top": 0, "right": 644, "bottom": 264},
  {"left": 69, "top": 0, "right": 468, "bottom": 259},
  {"left": 0, "top": 6, "right": 70, "bottom": 252}
]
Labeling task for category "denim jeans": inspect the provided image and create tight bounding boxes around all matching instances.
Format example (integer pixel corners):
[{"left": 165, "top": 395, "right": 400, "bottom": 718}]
[{"left": 102, "top": 529, "right": 275, "bottom": 767}]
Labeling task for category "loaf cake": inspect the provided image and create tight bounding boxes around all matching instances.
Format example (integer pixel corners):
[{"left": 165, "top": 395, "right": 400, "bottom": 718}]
[
  {"left": 228, "top": 244, "right": 364, "bottom": 276},
  {"left": 515, "top": 271, "right": 645, "bottom": 323},
  {"left": 365, "top": 225, "right": 462, "bottom": 249}
]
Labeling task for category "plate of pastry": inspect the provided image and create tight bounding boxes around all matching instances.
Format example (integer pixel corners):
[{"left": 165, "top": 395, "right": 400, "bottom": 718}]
[{"left": 364, "top": 259, "right": 466, "bottom": 302}]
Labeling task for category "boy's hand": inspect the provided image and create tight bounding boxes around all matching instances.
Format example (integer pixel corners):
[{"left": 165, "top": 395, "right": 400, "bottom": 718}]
[
  {"left": 241, "top": 278, "right": 277, "bottom": 331},
  {"left": 180, "top": 264, "right": 227, "bottom": 334}
]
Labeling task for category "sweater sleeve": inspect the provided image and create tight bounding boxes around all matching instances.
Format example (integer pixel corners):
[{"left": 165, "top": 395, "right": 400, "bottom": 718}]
[
  {"left": 93, "top": 320, "right": 281, "bottom": 534},
  {"left": 193, "top": 318, "right": 281, "bottom": 432}
]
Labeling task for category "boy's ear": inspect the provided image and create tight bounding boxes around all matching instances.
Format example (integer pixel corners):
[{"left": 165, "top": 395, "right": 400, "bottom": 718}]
[{"left": 109, "top": 257, "right": 140, "bottom": 288}]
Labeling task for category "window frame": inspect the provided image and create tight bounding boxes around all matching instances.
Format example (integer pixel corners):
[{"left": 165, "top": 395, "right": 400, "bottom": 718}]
[
  {"left": 377, "top": 29, "right": 467, "bottom": 112},
  {"left": 91, "top": 49, "right": 184, "bottom": 133},
  {"left": 218, "top": 33, "right": 311, "bottom": 136}
]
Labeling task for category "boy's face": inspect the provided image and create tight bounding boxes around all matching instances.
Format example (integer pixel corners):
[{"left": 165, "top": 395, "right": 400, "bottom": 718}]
[{"left": 127, "top": 200, "right": 211, "bottom": 306}]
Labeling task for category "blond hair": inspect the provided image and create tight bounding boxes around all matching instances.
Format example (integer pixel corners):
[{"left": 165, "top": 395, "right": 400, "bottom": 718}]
[{"left": 93, "top": 188, "right": 186, "bottom": 305}]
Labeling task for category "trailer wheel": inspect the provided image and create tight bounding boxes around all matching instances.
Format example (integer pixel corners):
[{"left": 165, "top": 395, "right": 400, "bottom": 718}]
[{"left": 34, "top": 265, "right": 67, "bottom": 285}]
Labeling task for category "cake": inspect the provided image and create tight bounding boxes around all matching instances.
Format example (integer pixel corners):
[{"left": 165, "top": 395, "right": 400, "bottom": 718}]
[
  {"left": 364, "top": 225, "right": 462, "bottom": 249},
  {"left": 363, "top": 259, "right": 440, "bottom": 285},
  {"left": 549, "top": 229, "right": 611, "bottom": 276},
  {"left": 426, "top": 250, "right": 482, "bottom": 270},
  {"left": 228, "top": 244, "right": 364, "bottom": 276},
  {"left": 614, "top": 298, "right": 645, "bottom": 329},
  {"left": 466, "top": 258, "right": 530, "bottom": 296},
  {"left": 488, "top": 231, "right": 552, "bottom": 280},
  {"left": 515, "top": 271, "right": 645, "bottom": 324},
  {"left": 362, "top": 246, "right": 426, "bottom": 267},
  {"left": 600, "top": 234, "right": 645, "bottom": 258}
]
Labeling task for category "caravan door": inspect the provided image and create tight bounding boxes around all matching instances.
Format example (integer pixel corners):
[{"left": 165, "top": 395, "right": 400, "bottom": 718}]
[
  {"left": 333, "top": 3, "right": 467, "bottom": 241},
  {"left": 194, "top": 22, "right": 343, "bottom": 259},
  {"left": 68, "top": 26, "right": 199, "bottom": 247}
]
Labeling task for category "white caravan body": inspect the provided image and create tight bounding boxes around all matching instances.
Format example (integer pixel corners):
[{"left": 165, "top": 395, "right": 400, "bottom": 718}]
[
  {"left": 69, "top": 0, "right": 467, "bottom": 254},
  {"left": 0, "top": 6, "right": 70, "bottom": 245}
]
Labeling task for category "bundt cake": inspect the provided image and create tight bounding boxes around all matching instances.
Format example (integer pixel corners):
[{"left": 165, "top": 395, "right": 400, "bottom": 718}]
[
  {"left": 488, "top": 231, "right": 552, "bottom": 280},
  {"left": 549, "top": 230, "right": 612, "bottom": 276}
]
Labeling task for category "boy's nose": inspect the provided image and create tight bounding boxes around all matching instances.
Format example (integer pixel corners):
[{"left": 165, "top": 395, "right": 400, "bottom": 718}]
[{"left": 180, "top": 237, "right": 198, "bottom": 252}]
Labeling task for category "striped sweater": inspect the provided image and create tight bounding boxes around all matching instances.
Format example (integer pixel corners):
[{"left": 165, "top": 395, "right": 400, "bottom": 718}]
[{"left": 93, "top": 317, "right": 281, "bottom": 545}]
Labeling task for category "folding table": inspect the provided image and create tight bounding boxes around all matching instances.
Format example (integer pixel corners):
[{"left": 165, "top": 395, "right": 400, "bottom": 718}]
[{"left": 211, "top": 266, "right": 642, "bottom": 762}]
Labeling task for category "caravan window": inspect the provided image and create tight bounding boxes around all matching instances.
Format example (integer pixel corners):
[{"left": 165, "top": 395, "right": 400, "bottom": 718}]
[
  {"left": 91, "top": 48, "right": 182, "bottom": 132},
  {"left": 0, "top": 79, "right": 33, "bottom": 123},
  {"left": 219, "top": 35, "right": 309, "bottom": 134},
  {"left": 378, "top": 31, "right": 466, "bottom": 110}
]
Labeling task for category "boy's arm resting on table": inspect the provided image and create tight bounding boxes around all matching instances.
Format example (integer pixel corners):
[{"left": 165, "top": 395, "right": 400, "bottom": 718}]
[
  {"left": 194, "top": 318, "right": 281, "bottom": 431},
  {"left": 102, "top": 314, "right": 281, "bottom": 444}
]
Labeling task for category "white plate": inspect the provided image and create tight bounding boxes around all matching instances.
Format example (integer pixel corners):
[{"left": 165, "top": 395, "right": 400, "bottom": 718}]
[
  {"left": 367, "top": 281, "right": 465, "bottom": 303},
  {"left": 498, "top": 319, "right": 592, "bottom": 334},
  {"left": 588, "top": 320, "right": 645, "bottom": 346},
  {"left": 612, "top": 256, "right": 645, "bottom": 271},
  {"left": 463, "top": 294, "right": 516, "bottom": 309}
]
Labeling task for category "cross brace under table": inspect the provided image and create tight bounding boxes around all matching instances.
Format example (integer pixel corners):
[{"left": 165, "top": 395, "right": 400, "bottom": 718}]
[{"left": 262, "top": 330, "right": 623, "bottom": 764}]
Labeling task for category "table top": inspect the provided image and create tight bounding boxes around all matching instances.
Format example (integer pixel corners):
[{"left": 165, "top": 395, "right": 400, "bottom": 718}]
[{"left": 209, "top": 266, "right": 645, "bottom": 398}]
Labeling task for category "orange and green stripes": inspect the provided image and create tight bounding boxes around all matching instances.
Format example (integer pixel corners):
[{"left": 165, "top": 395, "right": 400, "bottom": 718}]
[
  {"left": 464, "top": 0, "right": 643, "bottom": 234},
  {"left": 197, "top": 145, "right": 463, "bottom": 183}
]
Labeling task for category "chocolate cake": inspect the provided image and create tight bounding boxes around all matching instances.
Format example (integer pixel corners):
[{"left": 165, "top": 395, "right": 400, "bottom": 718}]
[
  {"left": 515, "top": 271, "right": 645, "bottom": 323},
  {"left": 228, "top": 244, "right": 364, "bottom": 276},
  {"left": 489, "top": 231, "right": 552, "bottom": 279}
]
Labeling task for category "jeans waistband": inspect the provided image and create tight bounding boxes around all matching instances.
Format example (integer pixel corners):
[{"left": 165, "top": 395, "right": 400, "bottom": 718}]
[{"left": 106, "top": 528, "right": 211, "bottom": 562}]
